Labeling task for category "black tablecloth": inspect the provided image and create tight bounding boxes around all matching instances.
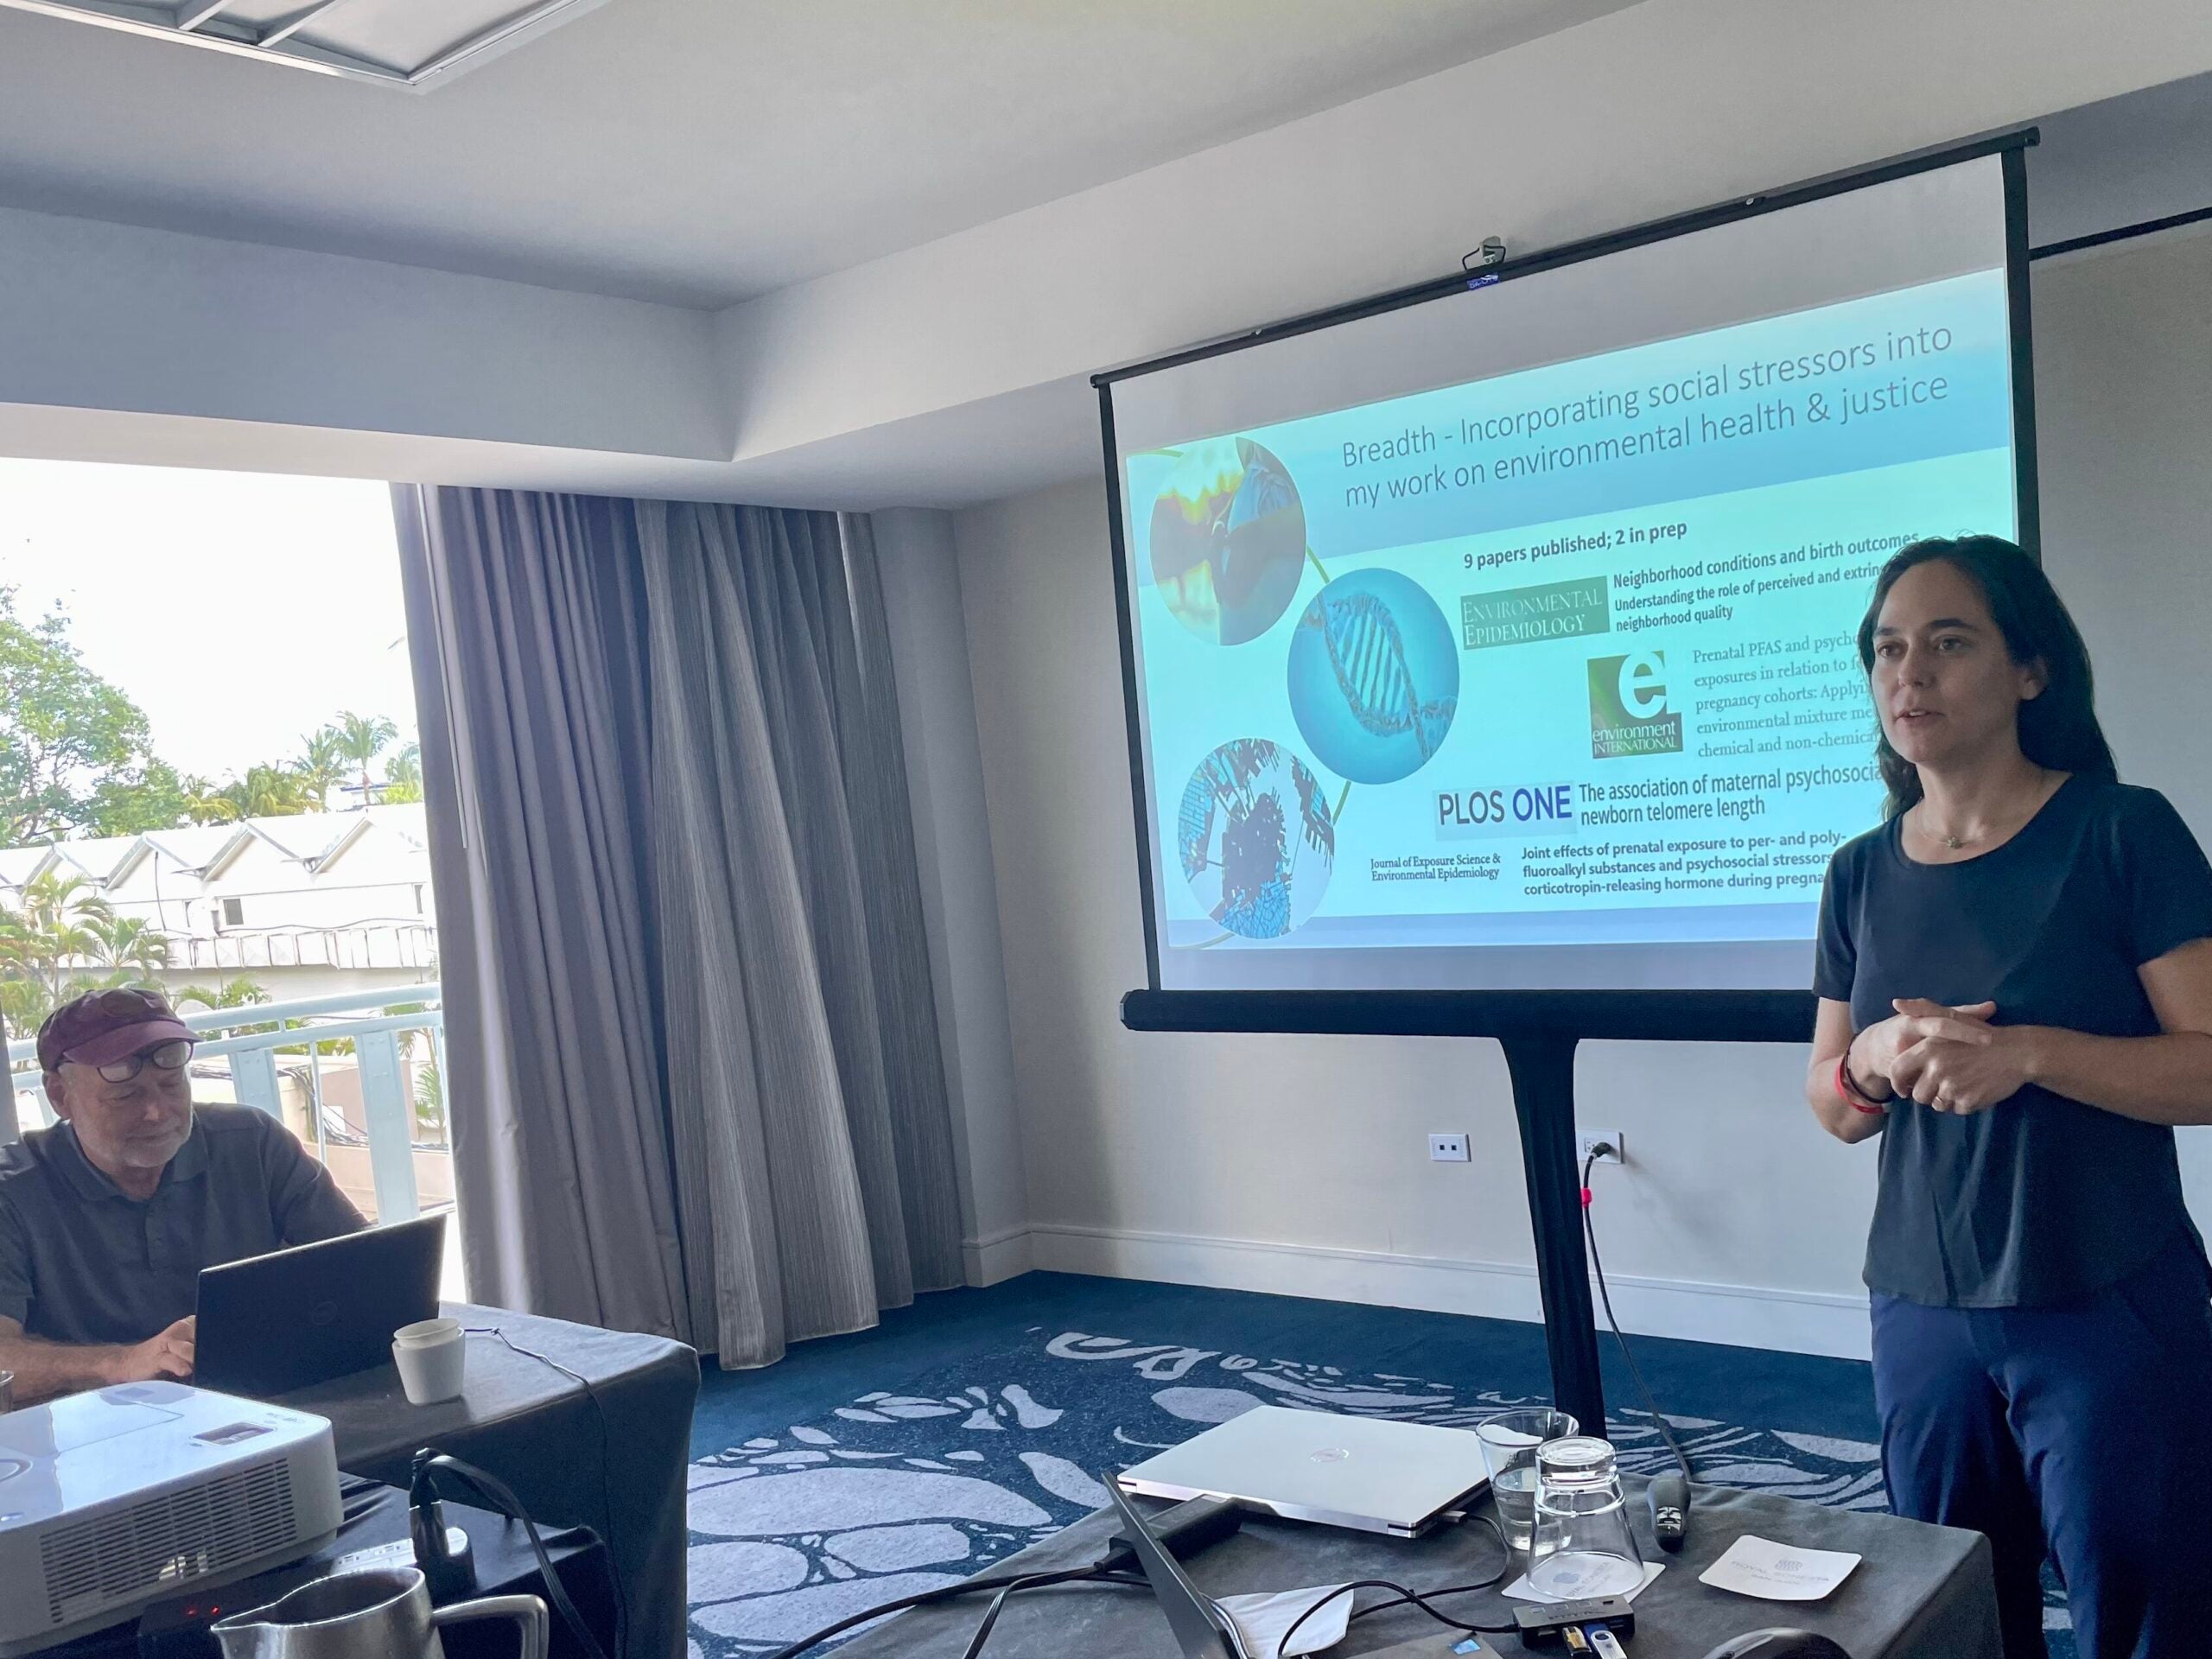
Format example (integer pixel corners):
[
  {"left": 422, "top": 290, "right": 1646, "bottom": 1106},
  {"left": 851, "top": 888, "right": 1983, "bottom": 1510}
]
[
  {"left": 58, "top": 1478, "right": 615, "bottom": 1659},
  {"left": 835, "top": 1478, "right": 2002, "bottom": 1658},
  {"left": 274, "top": 1302, "right": 698, "bottom": 1659}
]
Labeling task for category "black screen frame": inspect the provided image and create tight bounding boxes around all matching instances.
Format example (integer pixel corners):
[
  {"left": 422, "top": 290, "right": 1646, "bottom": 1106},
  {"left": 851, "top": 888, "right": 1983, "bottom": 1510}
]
[{"left": 1095, "top": 129, "right": 2039, "bottom": 1040}]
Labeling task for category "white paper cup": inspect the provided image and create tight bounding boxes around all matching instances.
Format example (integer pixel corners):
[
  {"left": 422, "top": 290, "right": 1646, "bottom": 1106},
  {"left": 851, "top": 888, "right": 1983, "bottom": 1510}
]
[{"left": 392, "top": 1324, "right": 466, "bottom": 1404}]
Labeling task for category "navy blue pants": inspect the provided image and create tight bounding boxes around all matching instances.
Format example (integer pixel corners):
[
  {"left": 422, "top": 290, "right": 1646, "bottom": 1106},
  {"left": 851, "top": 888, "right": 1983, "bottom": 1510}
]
[{"left": 1871, "top": 1235, "right": 2212, "bottom": 1659}]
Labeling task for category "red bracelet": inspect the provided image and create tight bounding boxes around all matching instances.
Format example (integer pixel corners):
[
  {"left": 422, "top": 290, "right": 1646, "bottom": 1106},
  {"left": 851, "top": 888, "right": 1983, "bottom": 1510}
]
[{"left": 1836, "top": 1055, "right": 1891, "bottom": 1114}]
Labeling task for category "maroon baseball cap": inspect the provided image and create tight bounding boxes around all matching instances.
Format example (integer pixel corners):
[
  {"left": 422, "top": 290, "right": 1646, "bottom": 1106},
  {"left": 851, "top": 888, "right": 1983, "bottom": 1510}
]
[{"left": 37, "top": 987, "right": 194, "bottom": 1073}]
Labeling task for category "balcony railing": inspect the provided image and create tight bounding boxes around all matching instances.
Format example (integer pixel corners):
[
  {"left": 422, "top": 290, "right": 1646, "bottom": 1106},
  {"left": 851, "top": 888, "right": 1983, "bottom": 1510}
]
[{"left": 5, "top": 982, "right": 446, "bottom": 1224}]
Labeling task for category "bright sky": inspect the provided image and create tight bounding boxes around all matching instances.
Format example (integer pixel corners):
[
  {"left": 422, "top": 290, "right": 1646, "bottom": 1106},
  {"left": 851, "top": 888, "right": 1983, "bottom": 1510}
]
[{"left": 0, "top": 459, "right": 418, "bottom": 780}]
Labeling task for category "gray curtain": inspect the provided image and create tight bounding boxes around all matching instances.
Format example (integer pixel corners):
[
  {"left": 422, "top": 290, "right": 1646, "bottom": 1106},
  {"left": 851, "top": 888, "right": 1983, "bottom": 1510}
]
[{"left": 393, "top": 486, "right": 963, "bottom": 1367}]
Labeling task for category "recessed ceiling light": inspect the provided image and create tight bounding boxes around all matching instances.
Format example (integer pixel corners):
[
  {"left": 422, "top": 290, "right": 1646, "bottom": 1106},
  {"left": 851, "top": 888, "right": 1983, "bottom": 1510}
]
[{"left": 0, "top": 0, "right": 614, "bottom": 91}]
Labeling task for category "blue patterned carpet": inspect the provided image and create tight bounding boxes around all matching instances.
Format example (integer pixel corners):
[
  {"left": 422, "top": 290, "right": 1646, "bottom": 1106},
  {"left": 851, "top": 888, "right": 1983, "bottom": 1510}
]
[{"left": 681, "top": 1274, "right": 2070, "bottom": 1656}]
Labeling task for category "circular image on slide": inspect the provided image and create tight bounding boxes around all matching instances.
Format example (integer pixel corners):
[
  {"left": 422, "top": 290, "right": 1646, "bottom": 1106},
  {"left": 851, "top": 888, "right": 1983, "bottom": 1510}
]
[
  {"left": 1287, "top": 568, "right": 1460, "bottom": 785},
  {"left": 1177, "top": 738, "right": 1335, "bottom": 941},
  {"left": 1149, "top": 437, "right": 1307, "bottom": 646}
]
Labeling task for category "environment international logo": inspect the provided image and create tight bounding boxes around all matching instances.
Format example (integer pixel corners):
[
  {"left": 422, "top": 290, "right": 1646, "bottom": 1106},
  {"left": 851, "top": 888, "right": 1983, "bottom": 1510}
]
[{"left": 1587, "top": 650, "right": 1682, "bottom": 760}]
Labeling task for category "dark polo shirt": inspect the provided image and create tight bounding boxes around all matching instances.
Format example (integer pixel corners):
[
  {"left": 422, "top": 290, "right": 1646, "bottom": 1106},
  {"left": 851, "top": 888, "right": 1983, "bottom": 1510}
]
[{"left": 0, "top": 1103, "right": 365, "bottom": 1344}]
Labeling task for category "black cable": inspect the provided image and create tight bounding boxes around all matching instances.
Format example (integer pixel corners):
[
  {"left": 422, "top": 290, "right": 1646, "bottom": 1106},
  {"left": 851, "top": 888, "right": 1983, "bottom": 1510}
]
[
  {"left": 1272, "top": 1579, "right": 1518, "bottom": 1658},
  {"left": 1272, "top": 1512, "right": 1516, "bottom": 1657},
  {"left": 463, "top": 1325, "right": 631, "bottom": 1656},
  {"left": 956, "top": 1572, "right": 1064, "bottom": 1659},
  {"left": 772, "top": 1497, "right": 1514, "bottom": 1659},
  {"left": 760, "top": 1567, "right": 1150, "bottom": 1659},
  {"left": 1581, "top": 1151, "right": 1695, "bottom": 1484},
  {"left": 421, "top": 1452, "right": 611, "bottom": 1659}
]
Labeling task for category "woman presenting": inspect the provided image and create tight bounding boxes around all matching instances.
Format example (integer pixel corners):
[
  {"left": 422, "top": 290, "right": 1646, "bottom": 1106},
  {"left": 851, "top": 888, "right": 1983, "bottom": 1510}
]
[{"left": 1806, "top": 536, "right": 2212, "bottom": 1659}]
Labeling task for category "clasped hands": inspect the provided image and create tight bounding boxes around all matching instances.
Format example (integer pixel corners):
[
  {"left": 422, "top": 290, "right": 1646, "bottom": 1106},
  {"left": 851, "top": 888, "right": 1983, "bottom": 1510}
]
[{"left": 1859, "top": 998, "right": 2036, "bottom": 1116}]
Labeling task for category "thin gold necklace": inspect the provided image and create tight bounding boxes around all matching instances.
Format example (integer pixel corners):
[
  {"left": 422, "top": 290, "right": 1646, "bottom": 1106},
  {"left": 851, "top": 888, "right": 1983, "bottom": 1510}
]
[{"left": 1923, "top": 767, "right": 2051, "bottom": 850}]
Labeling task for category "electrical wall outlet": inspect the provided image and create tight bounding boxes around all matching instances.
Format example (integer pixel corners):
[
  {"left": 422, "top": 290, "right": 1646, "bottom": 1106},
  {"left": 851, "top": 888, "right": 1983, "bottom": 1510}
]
[
  {"left": 1428, "top": 1132, "right": 1470, "bottom": 1163},
  {"left": 1578, "top": 1130, "right": 1624, "bottom": 1166}
]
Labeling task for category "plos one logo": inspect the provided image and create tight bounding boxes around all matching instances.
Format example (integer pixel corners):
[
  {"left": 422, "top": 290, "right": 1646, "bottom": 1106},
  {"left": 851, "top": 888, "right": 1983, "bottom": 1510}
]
[{"left": 1587, "top": 650, "right": 1683, "bottom": 760}]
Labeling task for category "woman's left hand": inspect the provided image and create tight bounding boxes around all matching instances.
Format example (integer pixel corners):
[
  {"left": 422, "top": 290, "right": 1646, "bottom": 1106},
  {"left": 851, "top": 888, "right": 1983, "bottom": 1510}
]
[{"left": 1889, "top": 1001, "right": 2036, "bottom": 1113}]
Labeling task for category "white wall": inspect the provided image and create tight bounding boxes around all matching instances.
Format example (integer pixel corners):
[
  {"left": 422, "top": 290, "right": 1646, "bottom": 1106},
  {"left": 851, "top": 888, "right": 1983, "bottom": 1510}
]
[
  {"left": 2036, "top": 226, "right": 2212, "bottom": 1212},
  {"left": 5, "top": 1, "right": 2210, "bottom": 515},
  {"left": 873, "top": 509, "right": 1033, "bottom": 1284},
  {"left": 0, "top": 204, "right": 725, "bottom": 460},
  {"left": 944, "top": 227, "right": 2212, "bottom": 1361},
  {"left": 717, "top": 0, "right": 2212, "bottom": 464}
]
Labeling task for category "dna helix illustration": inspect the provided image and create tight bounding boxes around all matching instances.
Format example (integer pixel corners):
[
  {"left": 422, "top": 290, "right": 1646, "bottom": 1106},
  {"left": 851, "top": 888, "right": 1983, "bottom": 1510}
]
[{"left": 1304, "top": 588, "right": 1456, "bottom": 760}]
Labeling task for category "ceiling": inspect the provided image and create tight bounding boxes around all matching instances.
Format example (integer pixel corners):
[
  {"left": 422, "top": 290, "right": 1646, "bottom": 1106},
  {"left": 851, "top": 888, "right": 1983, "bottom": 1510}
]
[
  {"left": 0, "top": 0, "right": 1639, "bottom": 308},
  {"left": 0, "top": 0, "right": 614, "bottom": 88}
]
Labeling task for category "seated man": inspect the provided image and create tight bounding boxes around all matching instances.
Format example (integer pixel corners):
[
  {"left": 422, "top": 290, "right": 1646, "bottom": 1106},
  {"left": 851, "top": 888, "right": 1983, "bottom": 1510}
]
[{"left": 0, "top": 987, "right": 364, "bottom": 1401}]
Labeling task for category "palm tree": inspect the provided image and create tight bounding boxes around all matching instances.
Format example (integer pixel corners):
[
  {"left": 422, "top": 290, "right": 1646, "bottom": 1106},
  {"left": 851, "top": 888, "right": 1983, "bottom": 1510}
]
[
  {"left": 217, "top": 764, "right": 314, "bottom": 820},
  {"left": 82, "top": 912, "right": 168, "bottom": 975},
  {"left": 172, "top": 976, "right": 270, "bottom": 1014},
  {"left": 296, "top": 727, "right": 347, "bottom": 812},
  {"left": 334, "top": 712, "right": 399, "bottom": 809},
  {"left": 382, "top": 741, "right": 423, "bottom": 806},
  {"left": 181, "top": 775, "right": 241, "bottom": 825},
  {"left": 413, "top": 1056, "right": 445, "bottom": 1141},
  {"left": 0, "top": 872, "right": 120, "bottom": 1024}
]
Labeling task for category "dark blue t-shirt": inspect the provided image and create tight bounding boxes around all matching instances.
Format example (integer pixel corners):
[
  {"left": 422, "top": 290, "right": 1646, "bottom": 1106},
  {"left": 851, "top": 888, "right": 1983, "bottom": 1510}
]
[{"left": 1815, "top": 776, "right": 2212, "bottom": 1307}]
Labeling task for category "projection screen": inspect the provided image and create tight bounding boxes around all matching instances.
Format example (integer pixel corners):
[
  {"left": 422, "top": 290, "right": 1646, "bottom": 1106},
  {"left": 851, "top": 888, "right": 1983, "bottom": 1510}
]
[{"left": 1099, "top": 143, "right": 2036, "bottom": 996}]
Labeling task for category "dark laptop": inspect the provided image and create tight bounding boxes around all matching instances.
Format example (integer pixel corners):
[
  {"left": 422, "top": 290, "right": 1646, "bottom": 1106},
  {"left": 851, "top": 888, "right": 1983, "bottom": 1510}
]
[
  {"left": 194, "top": 1213, "right": 446, "bottom": 1396},
  {"left": 1106, "top": 1476, "right": 1254, "bottom": 1659}
]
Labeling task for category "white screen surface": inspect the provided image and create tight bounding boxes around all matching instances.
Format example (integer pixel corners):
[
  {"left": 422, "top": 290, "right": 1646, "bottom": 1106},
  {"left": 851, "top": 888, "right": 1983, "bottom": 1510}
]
[{"left": 1109, "top": 156, "right": 2022, "bottom": 993}]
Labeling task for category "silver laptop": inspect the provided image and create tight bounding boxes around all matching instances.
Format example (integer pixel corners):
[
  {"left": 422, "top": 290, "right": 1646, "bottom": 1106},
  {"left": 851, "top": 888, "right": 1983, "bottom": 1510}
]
[{"left": 1116, "top": 1405, "right": 1491, "bottom": 1538}]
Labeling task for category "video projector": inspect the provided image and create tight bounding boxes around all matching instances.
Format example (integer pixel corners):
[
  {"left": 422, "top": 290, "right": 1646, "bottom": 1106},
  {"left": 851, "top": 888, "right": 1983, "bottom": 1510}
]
[{"left": 0, "top": 1382, "right": 341, "bottom": 1656}]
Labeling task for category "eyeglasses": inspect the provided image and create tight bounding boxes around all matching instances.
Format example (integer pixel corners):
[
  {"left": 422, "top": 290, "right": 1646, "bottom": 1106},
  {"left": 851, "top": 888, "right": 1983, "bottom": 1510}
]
[{"left": 94, "top": 1039, "right": 196, "bottom": 1084}]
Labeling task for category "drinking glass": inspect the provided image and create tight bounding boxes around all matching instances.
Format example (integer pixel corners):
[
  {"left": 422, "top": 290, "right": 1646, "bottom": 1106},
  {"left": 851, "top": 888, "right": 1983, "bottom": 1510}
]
[
  {"left": 1474, "top": 1408, "right": 1578, "bottom": 1550},
  {"left": 1527, "top": 1436, "right": 1645, "bottom": 1599}
]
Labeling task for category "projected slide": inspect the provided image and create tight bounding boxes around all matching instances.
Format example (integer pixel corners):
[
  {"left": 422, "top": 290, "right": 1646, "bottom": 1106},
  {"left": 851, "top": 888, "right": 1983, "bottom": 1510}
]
[{"left": 1109, "top": 156, "right": 2023, "bottom": 990}]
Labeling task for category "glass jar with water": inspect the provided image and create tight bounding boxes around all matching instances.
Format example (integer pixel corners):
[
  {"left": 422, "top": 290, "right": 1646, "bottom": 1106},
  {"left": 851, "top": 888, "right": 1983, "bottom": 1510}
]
[
  {"left": 1526, "top": 1436, "right": 1646, "bottom": 1599},
  {"left": 1474, "top": 1408, "right": 1577, "bottom": 1551}
]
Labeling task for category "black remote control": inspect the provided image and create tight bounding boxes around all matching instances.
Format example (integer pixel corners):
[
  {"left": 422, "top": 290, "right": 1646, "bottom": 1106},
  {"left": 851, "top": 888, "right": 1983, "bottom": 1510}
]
[{"left": 1649, "top": 1471, "right": 1690, "bottom": 1552}]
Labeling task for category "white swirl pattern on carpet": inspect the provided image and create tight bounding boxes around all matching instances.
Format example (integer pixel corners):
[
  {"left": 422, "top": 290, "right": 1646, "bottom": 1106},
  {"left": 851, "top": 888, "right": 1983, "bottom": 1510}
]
[{"left": 683, "top": 1327, "right": 2073, "bottom": 1654}]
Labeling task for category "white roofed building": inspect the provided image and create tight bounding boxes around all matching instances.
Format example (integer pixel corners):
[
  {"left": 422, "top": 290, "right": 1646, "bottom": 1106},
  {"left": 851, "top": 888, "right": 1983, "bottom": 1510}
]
[{"left": 2, "top": 806, "right": 437, "bottom": 1001}]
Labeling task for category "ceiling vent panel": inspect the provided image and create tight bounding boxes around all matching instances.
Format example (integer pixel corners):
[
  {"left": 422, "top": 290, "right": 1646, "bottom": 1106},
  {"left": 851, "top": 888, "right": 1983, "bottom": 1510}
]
[{"left": 0, "top": 0, "right": 613, "bottom": 89}]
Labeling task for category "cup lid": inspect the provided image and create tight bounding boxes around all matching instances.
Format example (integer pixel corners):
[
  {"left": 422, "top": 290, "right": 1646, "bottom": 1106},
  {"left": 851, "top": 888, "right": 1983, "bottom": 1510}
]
[{"left": 1535, "top": 1435, "right": 1618, "bottom": 1478}]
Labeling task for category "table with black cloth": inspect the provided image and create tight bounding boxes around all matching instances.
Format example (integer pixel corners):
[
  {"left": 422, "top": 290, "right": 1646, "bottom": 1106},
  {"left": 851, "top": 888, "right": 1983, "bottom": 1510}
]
[
  {"left": 833, "top": 1477, "right": 2002, "bottom": 1658},
  {"left": 273, "top": 1301, "right": 699, "bottom": 1659},
  {"left": 57, "top": 1476, "right": 616, "bottom": 1659}
]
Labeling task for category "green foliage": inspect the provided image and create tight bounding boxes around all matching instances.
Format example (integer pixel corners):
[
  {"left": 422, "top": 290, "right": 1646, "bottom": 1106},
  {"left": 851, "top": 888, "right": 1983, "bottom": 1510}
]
[
  {"left": 0, "top": 870, "right": 193, "bottom": 1033},
  {"left": 0, "top": 589, "right": 423, "bottom": 842},
  {"left": 413, "top": 1055, "right": 445, "bottom": 1140},
  {"left": 1, "top": 873, "right": 118, "bottom": 1014},
  {"left": 83, "top": 911, "right": 168, "bottom": 973},
  {"left": 171, "top": 976, "right": 276, "bottom": 1040},
  {"left": 179, "top": 775, "right": 242, "bottom": 826},
  {"left": 382, "top": 741, "right": 424, "bottom": 805},
  {"left": 87, "top": 760, "right": 194, "bottom": 836},
  {"left": 334, "top": 711, "right": 400, "bottom": 807},
  {"left": 214, "top": 763, "right": 317, "bottom": 821},
  {"left": 0, "top": 588, "right": 179, "bottom": 842},
  {"left": 171, "top": 976, "right": 270, "bottom": 1013},
  {"left": 296, "top": 727, "right": 348, "bottom": 812}
]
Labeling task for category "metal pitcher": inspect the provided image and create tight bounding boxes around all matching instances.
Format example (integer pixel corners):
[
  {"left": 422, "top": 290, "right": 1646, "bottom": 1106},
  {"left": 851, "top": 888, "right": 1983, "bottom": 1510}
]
[{"left": 213, "top": 1567, "right": 548, "bottom": 1659}]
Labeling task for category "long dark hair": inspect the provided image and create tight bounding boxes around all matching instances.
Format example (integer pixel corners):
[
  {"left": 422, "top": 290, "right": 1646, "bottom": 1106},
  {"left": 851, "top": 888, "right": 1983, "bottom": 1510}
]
[{"left": 1857, "top": 535, "right": 2117, "bottom": 817}]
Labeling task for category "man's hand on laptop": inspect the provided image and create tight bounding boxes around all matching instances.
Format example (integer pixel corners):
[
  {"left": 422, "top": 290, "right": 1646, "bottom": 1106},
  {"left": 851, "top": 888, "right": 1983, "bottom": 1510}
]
[
  {"left": 118, "top": 1316, "right": 196, "bottom": 1383},
  {"left": 0, "top": 1313, "right": 194, "bottom": 1402}
]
